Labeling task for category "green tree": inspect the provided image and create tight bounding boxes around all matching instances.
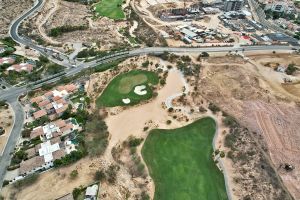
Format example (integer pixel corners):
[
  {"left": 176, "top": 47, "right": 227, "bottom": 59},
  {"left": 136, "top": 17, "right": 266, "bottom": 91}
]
[{"left": 70, "top": 170, "right": 78, "bottom": 179}]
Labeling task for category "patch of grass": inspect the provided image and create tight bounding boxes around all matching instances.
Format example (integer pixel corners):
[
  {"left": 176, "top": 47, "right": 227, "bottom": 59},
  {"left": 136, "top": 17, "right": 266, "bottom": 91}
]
[
  {"left": 142, "top": 117, "right": 227, "bottom": 200},
  {"left": 94, "top": 0, "right": 125, "bottom": 20},
  {"left": 96, "top": 70, "right": 159, "bottom": 107}
]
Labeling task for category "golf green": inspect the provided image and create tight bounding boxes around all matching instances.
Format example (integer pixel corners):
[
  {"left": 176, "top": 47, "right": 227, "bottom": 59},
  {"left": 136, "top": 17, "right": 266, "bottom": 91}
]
[
  {"left": 142, "top": 117, "right": 228, "bottom": 200},
  {"left": 96, "top": 70, "right": 159, "bottom": 107},
  {"left": 94, "top": 0, "right": 125, "bottom": 20}
]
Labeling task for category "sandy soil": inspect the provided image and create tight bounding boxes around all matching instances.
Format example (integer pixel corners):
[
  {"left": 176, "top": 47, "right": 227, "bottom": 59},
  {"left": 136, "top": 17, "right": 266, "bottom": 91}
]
[
  {"left": 0, "top": 106, "right": 13, "bottom": 155},
  {"left": 2, "top": 157, "right": 102, "bottom": 200},
  {"left": 194, "top": 53, "right": 300, "bottom": 199},
  {"left": 3, "top": 53, "right": 299, "bottom": 199},
  {"left": 22, "top": 0, "right": 127, "bottom": 50},
  {"left": 0, "top": 0, "right": 34, "bottom": 37}
]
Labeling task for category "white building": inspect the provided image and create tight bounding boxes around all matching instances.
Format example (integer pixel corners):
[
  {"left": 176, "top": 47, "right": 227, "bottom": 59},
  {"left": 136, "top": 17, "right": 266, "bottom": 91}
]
[{"left": 224, "top": 0, "right": 244, "bottom": 11}]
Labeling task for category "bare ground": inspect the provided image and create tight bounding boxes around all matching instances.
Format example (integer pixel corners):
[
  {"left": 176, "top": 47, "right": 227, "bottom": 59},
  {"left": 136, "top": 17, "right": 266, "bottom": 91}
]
[
  {"left": 0, "top": 0, "right": 34, "bottom": 37},
  {"left": 0, "top": 106, "right": 13, "bottom": 155}
]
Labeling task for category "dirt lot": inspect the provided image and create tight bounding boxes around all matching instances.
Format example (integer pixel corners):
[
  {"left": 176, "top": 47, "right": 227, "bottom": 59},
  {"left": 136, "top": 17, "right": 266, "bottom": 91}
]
[
  {"left": 194, "top": 53, "right": 300, "bottom": 199},
  {"left": 21, "top": 0, "right": 127, "bottom": 50},
  {"left": 0, "top": 106, "right": 13, "bottom": 155},
  {"left": 0, "top": 0, "right": 34, "bottom": 37},
  {"left": 3, "top": 53, "right": 300, "bottom": 199}
]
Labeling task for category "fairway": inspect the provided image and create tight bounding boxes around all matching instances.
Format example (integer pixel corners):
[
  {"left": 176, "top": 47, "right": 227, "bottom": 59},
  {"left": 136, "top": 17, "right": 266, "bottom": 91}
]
[
  {"left": 94, "top": 0, "right": 125, "bottom": 20},
  {"left": 142, "top": 117, "right": 228, "bottom": 200},
  {"left": 96, "top": 70, "right": 159, "bottom": 107}
]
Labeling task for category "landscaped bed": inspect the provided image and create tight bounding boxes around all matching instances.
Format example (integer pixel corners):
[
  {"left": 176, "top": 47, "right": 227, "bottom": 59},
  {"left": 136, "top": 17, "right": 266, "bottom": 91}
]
[
  {"left": 142, "top": 117, "right": 227, "bottom": 200},
  {"left": 96, "top": 70, "right": 159, "bottom": 107},
  {"left": 94, "top": 0, "right": 125, "bottom": 20}
]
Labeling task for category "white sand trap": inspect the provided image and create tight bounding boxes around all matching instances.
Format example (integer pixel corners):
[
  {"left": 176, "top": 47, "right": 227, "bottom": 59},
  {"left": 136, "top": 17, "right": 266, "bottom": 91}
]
[
  {"left": 122, "top": 98, "right": 131, "bottom": 104},
  {"left": 134, "top": 85, "right": 147, "bottom": 95}
]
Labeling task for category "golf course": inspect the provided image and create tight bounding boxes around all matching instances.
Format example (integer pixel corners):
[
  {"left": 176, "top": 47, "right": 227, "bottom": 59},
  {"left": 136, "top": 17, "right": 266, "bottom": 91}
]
[
  {"left": 142, "top": 117, "right": 228, "bottom": 200},
  {"left": 94, "top": 0, "right": 125, "bottom": 20},
  {"left": 97, "top": 70, "right": 159, "bottom": 107}
]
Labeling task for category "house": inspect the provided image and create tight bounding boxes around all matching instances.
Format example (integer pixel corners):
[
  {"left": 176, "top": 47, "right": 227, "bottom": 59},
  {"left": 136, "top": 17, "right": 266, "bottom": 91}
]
[
  {"left": 7, "top": 63, "right": 34, "bottom": 73},
  {"left": 84, "top": 184, "right": 99, "bottom": 200},
  {"left": 30, "top": 118, "right": 82, "bottom": 140},
  {"left": 30, "top": 96, "right": 44, "bottom": 104},
  {"left": 0, "top": 57, "right": 15, "bottom": 65},
  {"left": 33, "top": 109, "right": 47, "bottom": 120},
  {"left": 19, "top": 137, "right": 66, "bottom": 175}
]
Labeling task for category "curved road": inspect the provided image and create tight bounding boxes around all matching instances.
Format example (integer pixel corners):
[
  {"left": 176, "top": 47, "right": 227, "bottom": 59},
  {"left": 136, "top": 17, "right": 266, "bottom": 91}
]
[{"left": 0, "top": 0, "right": 299, "bottom": 194}]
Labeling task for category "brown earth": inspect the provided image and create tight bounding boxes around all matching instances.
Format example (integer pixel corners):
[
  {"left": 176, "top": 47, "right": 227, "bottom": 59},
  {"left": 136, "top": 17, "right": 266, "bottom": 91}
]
[
  {"left": 193, "top": 53, "right": 300, "bottom": 199},
  {"left": 0, "top": 0, "right": 34, "bottom": 37},
  {"left": 3, "top": 53, "right": 300, "bottom": 200},
  {"left": 0, "top": 106, "right": 13, "bottom": 155},
  {"left": 20, "top": 0, "right": 128, "bottom": 50}
]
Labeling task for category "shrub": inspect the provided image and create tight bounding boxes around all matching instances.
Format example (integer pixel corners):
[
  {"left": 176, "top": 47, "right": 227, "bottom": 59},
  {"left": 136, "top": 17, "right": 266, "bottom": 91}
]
[
  {"left": 224, "top": 133, "right": 237, "bottom": 150},
  {"left": 181, "top": 55, "right": 191, "bottom": 62},
  {"left": 0, "top": 101, "right": 7, "bottom": 107},
  {"left": 106, "top": 165, "right": 120, "bottom": 184},
  {"left": 168, "top": 107, "right": 174, "bottom": 112},
  {"left": 220, "top": 151, "right": 225, "bottom": 158},
  {"left": 160, "top": 79, "right": 166, "bottom": 85},
  {"left": 214, "top": 149, "right": 220, "bottom": 155},
  {"left": 70, "top": 170, "right": 78, "bottom": 179},
  {"left": 166, "top": 120, "right": 172, "bottom": 125},
  {"left": 2, "top": 180, "right": 9, "bottom": 187},
  {"left": 72, "top": 186, "right": 84, "bottom": 199},
  {"left": 94, "top": 170, "right": 106, "bottom": 182},
  {"left": 286, "top": 63, "right": 297, "bottom": 75},
  {"left": 128, "top": 136, "right": 143, "bottom": 147},
  {"left": 227, "top": 150, "right": 234, "bottom": 160},
  {"left": 222, "top": 116, "right": 237, "bottom": 128},
  {"left": 142, "top": 60, "right": 150, "bottom": 68},
  {"left": 208, "top": 103, "right": 220, "bottom": 114},
  {"left": 13, "top": 173, "right": 39, "bottom": 189}
]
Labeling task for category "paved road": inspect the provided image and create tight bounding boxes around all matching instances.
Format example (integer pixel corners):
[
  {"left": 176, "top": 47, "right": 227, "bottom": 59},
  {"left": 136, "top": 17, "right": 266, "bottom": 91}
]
[
  {"left": 9, "top": 0, "right": 72, "bottom": 67},
  {"left": 0, "top": 100, "right": 24, "bottom": 191},
  {"left": 0, "top": 0, "right": 299, "bottom": 194}
]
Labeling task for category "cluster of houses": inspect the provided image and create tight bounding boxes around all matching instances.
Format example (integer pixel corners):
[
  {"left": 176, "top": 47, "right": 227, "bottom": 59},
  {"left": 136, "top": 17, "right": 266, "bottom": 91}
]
[
  {"left": 0, "top": 55, "right": 36, "bottom": 73},
  {"left": 16, "top": 84, "right": 82, "bottom": 177},
  {"left": 30, "top": 84, "right": 77, "bottom": 120}
]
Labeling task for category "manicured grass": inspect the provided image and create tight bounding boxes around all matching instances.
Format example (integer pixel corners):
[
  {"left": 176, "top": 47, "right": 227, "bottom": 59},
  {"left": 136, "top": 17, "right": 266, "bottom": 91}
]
[
  {"left": 96, "top": 70, "right": 159, "bottom": 107},
  {"left": 94, "top": 0, "right": 125, "bottom": 20},
  {"left": 142, "top": 117, "right": 228, "bottom": 200}
]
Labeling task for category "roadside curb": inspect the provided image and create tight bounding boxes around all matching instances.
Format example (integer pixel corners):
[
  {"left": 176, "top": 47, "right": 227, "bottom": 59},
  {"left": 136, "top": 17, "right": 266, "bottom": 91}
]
[{"left": 0, "top": 103, "right": 16, "bottom": 156}]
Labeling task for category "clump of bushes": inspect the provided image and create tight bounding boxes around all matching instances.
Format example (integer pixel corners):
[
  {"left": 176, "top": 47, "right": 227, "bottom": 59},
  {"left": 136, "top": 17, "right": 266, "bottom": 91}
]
[
  {"left": 208, "top": 103, "right": 220, "bottom": 114},
  {"left": 13, "top": 174, "right": 39, "bottom": 189}
]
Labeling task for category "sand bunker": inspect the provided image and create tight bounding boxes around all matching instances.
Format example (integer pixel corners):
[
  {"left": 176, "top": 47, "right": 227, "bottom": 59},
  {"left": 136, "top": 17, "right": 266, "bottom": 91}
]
[
  {"left": 134, "top": 85, "right": 147, "bottom": 95},
  {"left": 122, "top": 98, "right": 131, "bottom": 104}
]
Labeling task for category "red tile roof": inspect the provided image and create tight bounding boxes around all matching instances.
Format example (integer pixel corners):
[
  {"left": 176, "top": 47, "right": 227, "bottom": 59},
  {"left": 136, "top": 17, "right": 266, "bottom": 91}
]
[
  {"left": 30, "top": 127, "right": 43, "bottom": 139},
  {"left": 30, "top": 96, "right": 44, "bottom": 104},
  {"left": 33, "top": 109, "right": 47, "bottom": 119},
  {"left": 38, "top": 100, "right": 51, "bottom": 108}
]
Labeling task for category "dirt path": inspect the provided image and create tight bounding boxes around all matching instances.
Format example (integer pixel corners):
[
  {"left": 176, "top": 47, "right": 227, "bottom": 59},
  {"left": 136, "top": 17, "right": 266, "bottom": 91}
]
[
  {"left": 104, "top": 69, "right": 185, "bottom": 161},
  {"left": 129, "top": 20, "right": 138, "bottom": 37},
  {"left": 36, "top": 0, "right": 61, "bottom": 45}
]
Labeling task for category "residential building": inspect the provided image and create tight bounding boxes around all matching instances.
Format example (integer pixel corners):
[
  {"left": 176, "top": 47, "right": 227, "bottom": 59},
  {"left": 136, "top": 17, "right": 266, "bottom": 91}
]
[
  {"left": 19, "top": 137, "right": 76, "bottom": 175},
  {"left": 30, "top": 118, "right": 82, "bottom": 140},
  {"left": 224, "top": 0, "right": 244, "bottom": 11},
  {"left": 0, "top": 57, "right": 15, "bottom": 65},
  {"left": 85, "top": 185, "right": 98, "bottom": 200},
  {"left": 33, "top": 109, "right": 47, "bottom": 120},
  {"left": 30, "top": 84, "right": 78, "bottom": 120},
  {"left": 7, "top": 63, "right": 34, "bottom": 73}
]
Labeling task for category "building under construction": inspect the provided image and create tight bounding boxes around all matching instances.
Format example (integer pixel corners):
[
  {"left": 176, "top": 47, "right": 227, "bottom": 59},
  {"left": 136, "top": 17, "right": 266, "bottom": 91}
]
[{"left": 159, "top": 4, "right": 204, "bottom": 21}]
